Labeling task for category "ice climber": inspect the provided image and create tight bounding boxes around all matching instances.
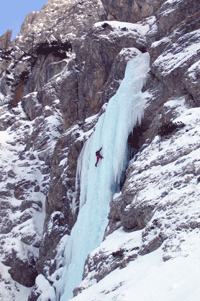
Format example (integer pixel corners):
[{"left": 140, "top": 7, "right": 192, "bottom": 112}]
[
  {"left": 140, "top": 47, "right": 147, "bottom": 53},
  {"left": 95, "top": 147, "right": 103, "bottom": 167}
]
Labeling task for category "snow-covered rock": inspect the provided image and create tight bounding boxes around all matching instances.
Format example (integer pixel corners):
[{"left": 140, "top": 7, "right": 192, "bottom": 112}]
[
  {"left": 101, "top": 0, "right": 165, "bottom": 23},
  {"left": 0, "top": 0, "right": 200, "bottom": 300}
]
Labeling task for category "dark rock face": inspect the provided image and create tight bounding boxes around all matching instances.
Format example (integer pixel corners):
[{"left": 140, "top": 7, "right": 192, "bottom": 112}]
[
  {"left": 24, "top": 52, "right": 68, "bottom": 96},
  {"left": 58, "top": 59, "right": 79, "bottom": 130},
  {"left": 105, "top": 192, "right": 155, "bottom": 236},
  {"left": 3, "top": 251, "right": 38, "bottom": 287},
  {"left": 9, "top": 260, "right": 38, "bottom": 288},
  {"left": 0, "top": 49, "right": 12, "bottom": 80},
  {"left": 36, "top": 212, "right": 70, "bottom": 276},
  {"left": 74, "top": 22, "right": 147, "bottom": 120},
  {"left": 21, "top": 93, "right": 43, "bottom": 121},
  {"left": 101, "top": 0, "right": 165, "bottom": 23},
  {"left": 121, "top": 203, "right": 154, "bottom": 230}
]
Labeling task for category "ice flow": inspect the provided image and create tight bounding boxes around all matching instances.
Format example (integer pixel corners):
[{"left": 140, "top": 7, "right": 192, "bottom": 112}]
[{"left": 58, "top": 50, "right": 150, "bottom": 301}]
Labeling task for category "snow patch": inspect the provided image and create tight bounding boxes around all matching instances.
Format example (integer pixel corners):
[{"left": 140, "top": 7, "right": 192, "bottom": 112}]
[{"left": 94, "top": 17, "right": 155, "bottom": 36}]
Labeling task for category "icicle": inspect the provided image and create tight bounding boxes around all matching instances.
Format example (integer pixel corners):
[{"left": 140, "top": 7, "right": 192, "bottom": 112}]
[{"left": 56, "top": 50, "right": 150, "bottom": 301}]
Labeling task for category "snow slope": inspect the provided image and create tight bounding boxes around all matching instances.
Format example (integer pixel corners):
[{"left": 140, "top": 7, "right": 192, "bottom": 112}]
[{"left": 71, "top": 228, "right": 200, "bottom": 301}]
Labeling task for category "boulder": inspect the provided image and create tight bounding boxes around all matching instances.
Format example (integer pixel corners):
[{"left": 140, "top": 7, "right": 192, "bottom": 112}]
[
  {"left": 105, "top": 192, "right": 155, "bottom": 236},
  {"left": 22, "top": 93, "right": 43, "bottom": 120}
]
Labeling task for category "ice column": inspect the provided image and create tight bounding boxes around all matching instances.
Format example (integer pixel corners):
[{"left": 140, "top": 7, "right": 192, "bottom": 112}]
[{"left": 57, "top": 50, "right": 150, "bottom": 301}]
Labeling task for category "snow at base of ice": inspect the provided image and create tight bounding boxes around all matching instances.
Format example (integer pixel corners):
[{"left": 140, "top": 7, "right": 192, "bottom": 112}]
[
  {"left": 35, "top": 275, "right": 56, "bottom": 301},
  {"left": 55, "top": 52, "right": 150, "bottom": 301},
  {"left": 70, "top": 228, "right": 200, "bottom": 301}
]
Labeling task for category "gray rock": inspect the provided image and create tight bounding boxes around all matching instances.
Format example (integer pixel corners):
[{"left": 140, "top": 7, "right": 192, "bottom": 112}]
[
  {"left": 139, "top": 231, "right": 167, "bottom": 255},
  {"left": 0, "top": 113, "right": 18, "bottom": 131},
  {"left": 121, "top": 203, "right": 155, "bottom": 231},
  {"left": 21, "top": 233, "right": 37, "bottom": 246},
  {"left": 59, "top": 61, "right": 79, "bottom": 130},
  {"left": 45, "top": 129, "right": 85, "bottom": 227},
  {"left": 151, "top": 12, "right": 200, "bottom": 101},
  {"left": 156, "top": 0, "right": 200, "bottom": 38},
  {"left": 12, "top": 0, "right": 106, "bottom": 53},
  {"left": 7, "top": 170, "right": 16, "bottom": 178},
  {"left": 105, "top": 192, "right": 155, "bottom": 236},
  {"left": 74, "top": 243, "right": 139, "bottom": 297},
  {"left": 36, "top": 211, "right": 69, "bottom": 276},
  {"left": 28, "top": 289, "right": 40, "bottom": 301},
  {"left": 74, "top": 23, "right": 147, "bottom": 121},
  {"left": 0, "top": 30, "right": 12, "bottom": 50},
  {"left": 14, "top": 180, "right": 37, "bottom": 200},
  {"left": 20, "top": 200, "right": 42, "bottom": 212},
  {"left": 24, "top": 53, "right": 68, "bottom": 96},
  {"left": 0, "top": 190, "right": 12, "bottom": 198},
  {"left": 22, "top": 93, "right": 43, "bottom": 120},
  {"left": 0, "top": 218, "right": 13, "bottom": 234},
  {"left": 101, "top": 0, "right": 165, "bottom": 23},
  {"left": 184, "top": 58, "right": 200, "bottom": 107}
]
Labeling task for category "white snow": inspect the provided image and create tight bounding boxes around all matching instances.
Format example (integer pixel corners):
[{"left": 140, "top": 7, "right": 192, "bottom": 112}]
[
  {"left": 151, "top": 36, "right": 170, "bottom": 48},
  {"left": 94, "top": 17, "right": 155, "bottom": 36},
  {"left": 71, "top": 229, "right": 200, "bottom": 301},
  {"left": 89, "top": 226, "right": 142, "bottom": 257},
  {"left": 54, "top": 52, "right": 150, "bottom": 301}
]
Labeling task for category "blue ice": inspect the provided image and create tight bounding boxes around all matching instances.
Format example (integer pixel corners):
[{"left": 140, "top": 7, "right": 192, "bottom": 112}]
[{"left": 56, "top": 50, "right": 150, "bottom": 301}]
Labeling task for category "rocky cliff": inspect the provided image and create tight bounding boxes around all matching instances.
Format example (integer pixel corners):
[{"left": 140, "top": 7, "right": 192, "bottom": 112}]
[{"left": 0, "top": 0, "right": 200, "bottom": 300}]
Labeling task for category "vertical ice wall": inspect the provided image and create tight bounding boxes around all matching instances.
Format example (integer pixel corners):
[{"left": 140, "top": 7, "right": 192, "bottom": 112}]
[{"left": 56, "top": 50, "right": 150, "bottom": 301}]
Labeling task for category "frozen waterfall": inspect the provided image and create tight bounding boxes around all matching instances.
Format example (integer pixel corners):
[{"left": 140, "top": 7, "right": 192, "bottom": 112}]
[{"left": 57, "top": 50, "right": 150, "bottom": 301}]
